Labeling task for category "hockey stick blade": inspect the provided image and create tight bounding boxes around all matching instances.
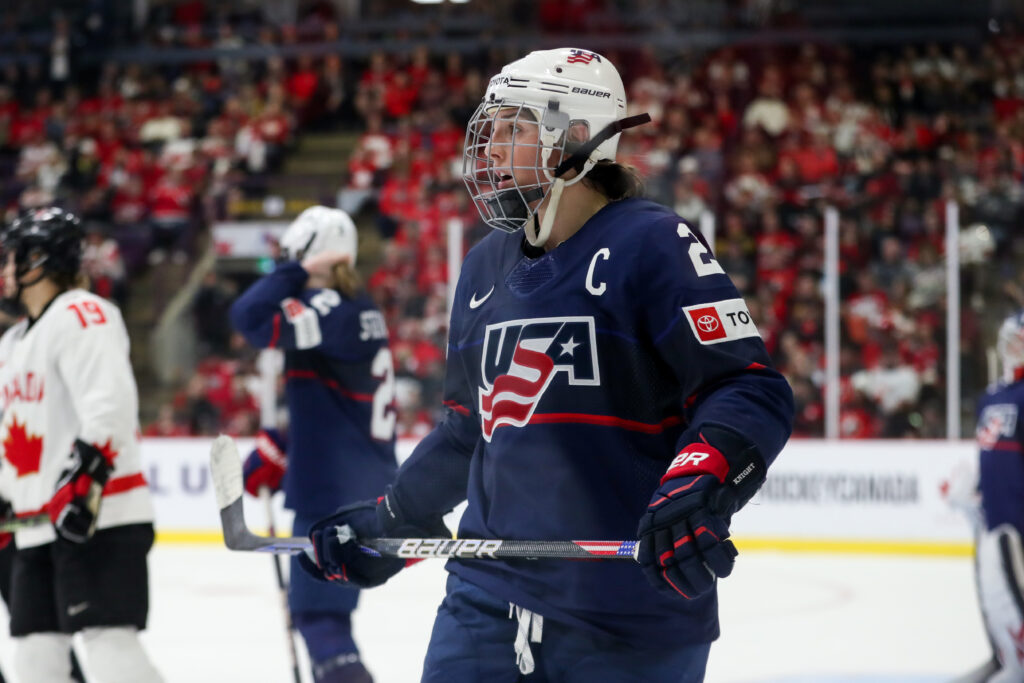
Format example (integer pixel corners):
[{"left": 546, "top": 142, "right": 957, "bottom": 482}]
[
  {"left": 209, "top": 435, "right": 639, "bottom": 560},
  {"left": 0, "top": 512, "right": 50, "bottom": 533},
  {"left": 210, "top": 434, "right": 311, "bottom": 553}
]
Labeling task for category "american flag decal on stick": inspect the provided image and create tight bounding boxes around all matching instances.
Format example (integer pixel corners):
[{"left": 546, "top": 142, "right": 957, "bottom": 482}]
[{"left": 567, "top": 49, "right": 600, "bottom": 65}]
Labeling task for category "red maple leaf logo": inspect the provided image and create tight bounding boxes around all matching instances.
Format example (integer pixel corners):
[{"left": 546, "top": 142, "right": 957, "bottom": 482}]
[
  {"left": 3, "top": 416, "right": 43, "bottom": 477},
  {"left": 92, "top": 438, "right": 119, "bottom": 466}
]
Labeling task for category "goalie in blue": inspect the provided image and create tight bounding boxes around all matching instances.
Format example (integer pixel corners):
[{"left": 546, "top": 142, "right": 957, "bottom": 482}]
[
  {"left": 299, "top": 48, "right": 795, "bottom": 681},
  {"left": 961, "top": 309, "right": 1024, "bottom": 683},
  {"left": 230, "top": 206, "right": 398, "bottom": 683}
]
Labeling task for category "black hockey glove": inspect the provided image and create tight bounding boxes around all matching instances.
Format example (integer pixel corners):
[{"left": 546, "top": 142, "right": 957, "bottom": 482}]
[
  {"left": 297, "top": 486, "right": 449, "bottom": 589},
  {"left": 48, "top": 439, "right": 112, "bottom": 543},
  {"left": 0, "top": 498, "right": 13, "bottom": 550},
  {"left": 637, "top": 425, "right": 765, "bottom": 600}
]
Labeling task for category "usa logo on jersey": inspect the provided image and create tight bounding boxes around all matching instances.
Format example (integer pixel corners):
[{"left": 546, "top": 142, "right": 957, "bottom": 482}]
[
  {"left": 977, "top": 403, "right": 1018, "bottom": 450},
  {"left": 479, "top": 317, "right": 600, "bottom": 441}
]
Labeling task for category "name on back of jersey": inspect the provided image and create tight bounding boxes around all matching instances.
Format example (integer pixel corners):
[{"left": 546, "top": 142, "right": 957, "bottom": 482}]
[{"left": 359, "top": 310, "right": 388, "bottom": 341}]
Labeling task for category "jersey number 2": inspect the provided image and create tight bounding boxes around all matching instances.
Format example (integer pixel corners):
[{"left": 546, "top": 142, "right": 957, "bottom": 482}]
[
  {"left": 370, "top": 348, "right": 397, "bottom": 441},
  {"left": 68, "top": 301, "right": 107, "bottom": 328},
  {"left": 677, "top": 223, "right": 724, "bottom": 277}
]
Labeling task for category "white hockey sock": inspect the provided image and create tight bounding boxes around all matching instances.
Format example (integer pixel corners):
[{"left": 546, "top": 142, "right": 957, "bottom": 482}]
[
  {"left": 14, "top": 632, "right": 74, "bottom": 683},
  {"left": 77, "top": 626, "right": 164, "bottom": 683}
]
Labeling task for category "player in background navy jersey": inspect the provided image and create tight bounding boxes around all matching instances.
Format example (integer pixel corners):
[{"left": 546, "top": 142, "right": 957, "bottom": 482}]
[
  {"left": 960, "top": 310, "right": 1024, "bottom": 682},
  {"left": 299, "top": 49, "right": 794, "bottom": 682},
  {"left": 230, "top": 206, "right": 398, "bottom": 683}
]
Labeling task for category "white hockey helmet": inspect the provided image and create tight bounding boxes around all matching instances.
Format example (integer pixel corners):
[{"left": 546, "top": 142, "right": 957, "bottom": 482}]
[
  {"left": 279, "top": 206, "right": 358, "bottom": 266},
  {"left": 997, "top": 309, "right": 1024, "bottom": 382},
  {"left": 462, "top": 47, "right": 647, "bottom": 246}
]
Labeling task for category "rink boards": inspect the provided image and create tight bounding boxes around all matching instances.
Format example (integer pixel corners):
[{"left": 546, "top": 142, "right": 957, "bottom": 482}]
[{"left": 142, "top": 438, "right": 978, "bottom": 556}]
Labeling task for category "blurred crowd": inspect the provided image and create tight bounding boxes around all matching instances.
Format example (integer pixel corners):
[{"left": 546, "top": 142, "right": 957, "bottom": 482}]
[{"left": 2, "top": 0, "right": 1024, "bottom": 439}]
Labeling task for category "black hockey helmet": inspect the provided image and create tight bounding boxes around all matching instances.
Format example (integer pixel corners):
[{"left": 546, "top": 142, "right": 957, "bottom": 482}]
[{"left": 2, "top": 207, "right": 84, "bottom": 282}]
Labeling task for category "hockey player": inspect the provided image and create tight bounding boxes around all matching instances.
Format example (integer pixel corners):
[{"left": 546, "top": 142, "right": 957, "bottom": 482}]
[
  {"left": 0, "top": 208, "right": 162, "bottom": 683},
  {"left": 299, "top": 48, "right": 794, "bottom": 680},
  {"left": 230, "top": 206, "right": 399, "bottom": 683},
  {"left": 961, "top": 310, "right": 1024, "bottom": 682}
]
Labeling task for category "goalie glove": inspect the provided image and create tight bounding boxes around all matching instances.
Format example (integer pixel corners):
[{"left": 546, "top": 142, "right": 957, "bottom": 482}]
[
  {"left": 48, "top": 439, "right": 112, "bottom": 543},
  {"left": 297, "top": 486, "right": 449, "bottom": 589},
  {"left": 242, "top": 428, "right": 288, "bottom": 497},
  {"left": 637, "top": 424, "right": 765, "bottom": 600}
]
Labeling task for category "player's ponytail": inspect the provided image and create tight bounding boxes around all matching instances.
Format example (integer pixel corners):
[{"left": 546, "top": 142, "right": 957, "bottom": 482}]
[
  {"left": 52, "top": 269, "right": 89, "bottom": 292},
  {"left": 332, "top": 261, "right": 362, "bottom": 299},
  {"left": 582, "top": 160, "right": 644, "bottom": 201}
]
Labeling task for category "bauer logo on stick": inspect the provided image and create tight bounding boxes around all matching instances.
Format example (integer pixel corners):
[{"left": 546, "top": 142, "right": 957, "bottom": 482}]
[{"left": 397, "top": 538, "right": 502, "bottom": 559}]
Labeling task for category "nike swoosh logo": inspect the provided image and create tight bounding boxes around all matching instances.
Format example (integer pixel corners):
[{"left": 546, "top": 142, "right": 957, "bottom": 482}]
[
  {"left": 67, "top": 602, "right": 89, "bottom": 617},
  {"left": 469, "top": 286, "right": 494, "bottom": 309}
]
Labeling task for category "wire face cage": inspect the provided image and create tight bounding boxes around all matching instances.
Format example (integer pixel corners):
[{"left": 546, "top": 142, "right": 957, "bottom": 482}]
[{"left": 461, "top": 101, "right": 568, "bottom": 234}]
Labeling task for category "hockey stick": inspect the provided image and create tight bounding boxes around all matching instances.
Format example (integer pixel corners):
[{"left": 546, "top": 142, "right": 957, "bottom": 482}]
[
  {"left": 210, "top": 435, "right": 639, "bottom": 561},
  {"left": 261, "top": 488, "right": 302, "bottom": 683},
  {"left": 0, "top": 513, "right": 50, "bottom": 533}
]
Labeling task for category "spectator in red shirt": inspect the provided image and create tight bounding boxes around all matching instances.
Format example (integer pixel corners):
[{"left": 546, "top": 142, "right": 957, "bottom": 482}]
[
  {"left": 287, "top": 55, "right": 320, "bottom": 123},
  {"left": 236, "top": 101, "right": 291, "bottom": 173},
  {"left": 148, "top": 169, "right": 194, "bottom": 262},
  {"left": 383, "top": 70, "right": 418, "bottom": 120},
  {"left": 111, "top": 176, "right": 149, "bottom": 226}
]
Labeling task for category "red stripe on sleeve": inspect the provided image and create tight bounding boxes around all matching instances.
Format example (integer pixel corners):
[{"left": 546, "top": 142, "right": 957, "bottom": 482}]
[
  {"left": 103, "top": 473, "right": 148, "bottom": 496},
  {"left": 268, "top": 313, "right": 282, "bottom": 349},
  {"left": 442, "top": 400, "right": 471, "bottom": 416}
]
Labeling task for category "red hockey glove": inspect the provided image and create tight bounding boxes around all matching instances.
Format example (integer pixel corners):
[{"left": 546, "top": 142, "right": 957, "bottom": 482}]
[
  {"left": 243, "top": 428, "right": 288, "bottom": 497},
  {"left": 48, "top": 439, "right": 112, "bottom": 543},
  {"left": 637, "top": 425, "right": 765, "bottom": 600}
]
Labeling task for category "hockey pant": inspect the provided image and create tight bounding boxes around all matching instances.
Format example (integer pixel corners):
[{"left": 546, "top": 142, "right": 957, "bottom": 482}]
[{"left": 421, "top": 573, "right": 711, "bottom": 682}]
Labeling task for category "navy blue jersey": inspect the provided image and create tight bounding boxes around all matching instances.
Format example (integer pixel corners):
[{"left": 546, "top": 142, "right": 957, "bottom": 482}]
[
  {"left": 976, "top": 379, "right": 1024, "bottom": 533},
  {"left": 230, "top": 261, "right": 397, "bottom": 515},
  {"left": 395, "top": 198, "right": 794, "bottom": 648}
]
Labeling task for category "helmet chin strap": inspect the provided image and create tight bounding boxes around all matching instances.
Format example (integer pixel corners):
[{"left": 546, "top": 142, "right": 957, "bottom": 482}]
[
  {"left": 524, "top": 112, "right": 651, "bottom": 248},
  {"left": 525, "top": 177, "right": 566, "bottom": 247}
]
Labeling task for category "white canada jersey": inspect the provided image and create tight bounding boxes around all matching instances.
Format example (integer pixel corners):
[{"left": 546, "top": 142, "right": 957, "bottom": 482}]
[{"left": 0, "top": 289, "right": 153, "bottom": 548}]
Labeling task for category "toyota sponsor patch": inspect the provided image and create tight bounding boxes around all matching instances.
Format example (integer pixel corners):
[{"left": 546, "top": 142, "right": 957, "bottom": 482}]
[{"left": 682, "top": 298, "right": 761, "bottom": 344}]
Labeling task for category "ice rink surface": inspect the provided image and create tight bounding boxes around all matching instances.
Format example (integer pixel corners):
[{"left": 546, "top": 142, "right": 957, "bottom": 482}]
[
  {"left": 0, "top": 543, "right": 990, "bottom": 682},
  {"left": 0, "top": 543, "right": 977, "bottom": 683}
]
